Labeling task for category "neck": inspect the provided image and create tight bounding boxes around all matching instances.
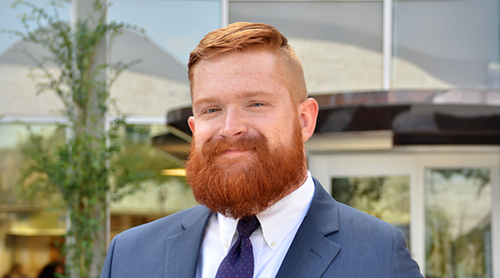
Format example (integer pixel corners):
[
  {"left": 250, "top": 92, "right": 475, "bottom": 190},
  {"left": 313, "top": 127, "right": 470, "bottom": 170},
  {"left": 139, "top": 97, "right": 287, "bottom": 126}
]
[{"left": 283, "top": 169, "right": 308, "bottom": 197}]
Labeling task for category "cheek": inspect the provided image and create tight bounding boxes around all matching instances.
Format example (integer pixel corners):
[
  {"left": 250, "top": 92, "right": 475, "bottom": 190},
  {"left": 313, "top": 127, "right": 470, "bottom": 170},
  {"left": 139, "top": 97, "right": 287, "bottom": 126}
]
[
  {"left": 263, "top": 120, "right": 297, "bottom": 147},
  {"left": 192, "top": 123, "right": 216, "bottom": 147},
  {"left": 192, "top": 134, "right": 205, "bottom": 151}
]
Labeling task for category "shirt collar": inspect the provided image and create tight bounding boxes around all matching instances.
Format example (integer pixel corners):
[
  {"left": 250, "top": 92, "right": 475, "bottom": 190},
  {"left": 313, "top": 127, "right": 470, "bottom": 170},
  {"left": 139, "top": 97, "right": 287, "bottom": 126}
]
[{"left": 217, "top": 171, "right": 315, "bottom": 251}]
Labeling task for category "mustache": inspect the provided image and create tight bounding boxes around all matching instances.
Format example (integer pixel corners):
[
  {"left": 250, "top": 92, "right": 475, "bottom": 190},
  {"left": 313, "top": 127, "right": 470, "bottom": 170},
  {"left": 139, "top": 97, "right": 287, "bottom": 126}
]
[{"left": 200, "top": 134, "right": 268, "bottom": 159}]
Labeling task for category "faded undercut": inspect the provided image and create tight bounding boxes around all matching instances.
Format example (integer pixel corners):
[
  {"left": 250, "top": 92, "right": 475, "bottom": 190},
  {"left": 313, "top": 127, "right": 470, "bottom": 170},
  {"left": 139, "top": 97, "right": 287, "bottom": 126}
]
[{"left": 188, "top": 22, "right": 307, "bottom": 104}]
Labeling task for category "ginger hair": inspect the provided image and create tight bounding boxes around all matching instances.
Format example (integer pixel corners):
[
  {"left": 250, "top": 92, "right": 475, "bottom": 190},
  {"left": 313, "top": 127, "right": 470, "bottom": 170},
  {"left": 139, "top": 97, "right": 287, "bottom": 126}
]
[{"left": 188, "top": 22, "right": 307, "bottom": 104}]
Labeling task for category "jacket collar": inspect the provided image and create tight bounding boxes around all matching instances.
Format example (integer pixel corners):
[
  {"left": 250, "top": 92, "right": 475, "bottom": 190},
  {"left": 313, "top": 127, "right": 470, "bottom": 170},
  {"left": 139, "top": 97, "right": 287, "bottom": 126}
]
[
  {"left": 165, "top": 206, "right": 211, "bottom": 278},
  {"left": 275, "top": 178, "right": 341, "bottom": 278}
]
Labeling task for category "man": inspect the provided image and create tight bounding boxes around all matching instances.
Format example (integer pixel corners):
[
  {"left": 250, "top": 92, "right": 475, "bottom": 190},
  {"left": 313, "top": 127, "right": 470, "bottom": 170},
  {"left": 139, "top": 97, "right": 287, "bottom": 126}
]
[{"left": 100, "top": 22, "right": 423, "bottom": 278}]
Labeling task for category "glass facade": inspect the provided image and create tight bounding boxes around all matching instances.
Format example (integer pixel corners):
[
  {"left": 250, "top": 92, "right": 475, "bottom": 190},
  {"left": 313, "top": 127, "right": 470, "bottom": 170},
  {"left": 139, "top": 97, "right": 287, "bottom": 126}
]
[
  {"left": 393, "top": 0, "right": 500, "bottom": 90},
  {"left": 1, "top": 0, "right": 500, "bottom": 277},
  {"left": 108, "top": 0, "right": 220, "bottom": 117},
  {"left": 425, "top": 168, "right": 492, "bottom": 278},
  {"left": 332, "top": 176, "right": 410, "bottom": 248},
  {"left": 230, "top": 1, "right": 383, "bottom": 93},
  {"left": 0, "top": 124, "right": 66, "bottom": 277},
  {"left": 110, "top": 124, "right": 197, "bottom": 237}
]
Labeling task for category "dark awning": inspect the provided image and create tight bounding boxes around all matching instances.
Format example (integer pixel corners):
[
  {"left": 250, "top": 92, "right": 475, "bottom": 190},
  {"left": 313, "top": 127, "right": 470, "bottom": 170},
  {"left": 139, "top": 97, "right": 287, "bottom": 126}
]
[{"left": 153, "top": 90, "right": 500, "bottom": 161}]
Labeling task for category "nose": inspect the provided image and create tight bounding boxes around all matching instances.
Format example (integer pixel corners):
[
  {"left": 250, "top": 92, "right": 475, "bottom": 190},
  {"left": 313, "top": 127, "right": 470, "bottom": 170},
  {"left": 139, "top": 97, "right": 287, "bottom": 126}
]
[{"left": 219, "top": 107, "right": 247, "bottom": 139}]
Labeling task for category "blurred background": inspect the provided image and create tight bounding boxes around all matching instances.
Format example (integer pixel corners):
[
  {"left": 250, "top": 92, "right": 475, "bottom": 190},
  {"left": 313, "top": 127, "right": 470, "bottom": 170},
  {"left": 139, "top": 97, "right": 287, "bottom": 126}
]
[{"left": 1, "top": 0, "right": 499, "bottom": 277}]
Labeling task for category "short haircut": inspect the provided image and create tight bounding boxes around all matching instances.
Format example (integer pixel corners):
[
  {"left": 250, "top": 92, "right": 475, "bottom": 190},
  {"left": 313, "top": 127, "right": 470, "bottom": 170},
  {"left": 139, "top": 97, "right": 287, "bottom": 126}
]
[{"left": 188, "top": 22, "right": 307, "bottom": 104}]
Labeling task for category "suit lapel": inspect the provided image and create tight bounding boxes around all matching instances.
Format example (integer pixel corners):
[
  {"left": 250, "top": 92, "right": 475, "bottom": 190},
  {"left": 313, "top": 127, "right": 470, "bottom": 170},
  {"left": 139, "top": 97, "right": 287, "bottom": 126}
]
[
  {"left": 275, "top": 179, "right": 341, "bottom": 278},
  {"left": 165, "top": 207, "right": 211, "bottom": 278}
]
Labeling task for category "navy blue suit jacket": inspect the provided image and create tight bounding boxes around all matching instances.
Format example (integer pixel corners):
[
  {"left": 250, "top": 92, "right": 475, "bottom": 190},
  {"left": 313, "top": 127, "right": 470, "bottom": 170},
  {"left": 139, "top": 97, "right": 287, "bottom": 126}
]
[{"left": 100, "top": 178, "right": 423, "bottom": 277}]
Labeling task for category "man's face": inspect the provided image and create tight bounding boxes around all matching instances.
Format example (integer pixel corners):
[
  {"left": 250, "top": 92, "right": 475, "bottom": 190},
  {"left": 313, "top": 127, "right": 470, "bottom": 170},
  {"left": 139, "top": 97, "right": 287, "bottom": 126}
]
[
  {"left": 188, "top": 47, "right": 300, "bottom": 158},
  {"left": 186, "top": 47, "right": 317, "bottom": 218}
]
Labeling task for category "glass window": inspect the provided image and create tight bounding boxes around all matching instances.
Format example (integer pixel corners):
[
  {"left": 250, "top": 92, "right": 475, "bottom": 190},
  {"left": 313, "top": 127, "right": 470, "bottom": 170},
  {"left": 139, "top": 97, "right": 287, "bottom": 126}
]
[
  {"left": 0, "top": 2, "right": 69, "bottom": 117},
  {"left": 108, "top": 0, "right": 220, "bottom": 117},
  {"left": 425, "top": 168, "right": 492, "bottom": 278},
  {"left": 230, "top": 1, "right": 383, "bottom": 94},
  {"left": 393, "top": 0, "right": 500, "bottom": 90},
  {"left": 331, "top": 175, "right": 411, "bottom": 248},
  {"left": 110, "top": 124, "right": 197, "bottom": 237},
  {"left": 0, "top": 1, "right": 70, "bottom": 57},
  {"left": 0, "top": 124, "right": 65, "bottom": 206},
  {"left": 0, "top": 123, "right": 66, "bottom": 277}
]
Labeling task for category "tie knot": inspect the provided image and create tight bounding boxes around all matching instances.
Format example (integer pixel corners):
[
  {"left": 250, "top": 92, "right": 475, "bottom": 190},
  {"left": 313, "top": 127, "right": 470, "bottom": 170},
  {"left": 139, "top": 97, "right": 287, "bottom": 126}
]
[{"left": 237, "top": 215, "right": 260, "bottom": 238}]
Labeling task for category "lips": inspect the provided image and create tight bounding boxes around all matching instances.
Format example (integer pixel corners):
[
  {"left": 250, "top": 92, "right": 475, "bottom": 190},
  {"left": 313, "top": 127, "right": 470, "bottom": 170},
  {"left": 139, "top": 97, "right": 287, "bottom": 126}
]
[{"left": 222, "top": 149, "right": 249, "bottom": 156}]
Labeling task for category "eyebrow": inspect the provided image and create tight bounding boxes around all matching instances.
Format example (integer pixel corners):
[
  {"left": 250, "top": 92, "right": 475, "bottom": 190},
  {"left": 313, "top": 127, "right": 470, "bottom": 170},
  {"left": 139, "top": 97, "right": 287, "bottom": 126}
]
[
  {"left": 193, "top": 97, "right": 217, "bottom": 107},
  {"left": 241, "top": 91, "right": 275, "bottom": 99},
  {"left": 193, "top": 91, "right": 275, "bottom": 107}
]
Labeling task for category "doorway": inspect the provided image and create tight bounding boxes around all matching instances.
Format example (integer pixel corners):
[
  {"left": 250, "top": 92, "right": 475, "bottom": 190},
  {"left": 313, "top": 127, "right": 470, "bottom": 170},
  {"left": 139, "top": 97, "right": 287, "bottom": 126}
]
[{"left": 308, "top": 147, "right": 500, "bottom": 278}]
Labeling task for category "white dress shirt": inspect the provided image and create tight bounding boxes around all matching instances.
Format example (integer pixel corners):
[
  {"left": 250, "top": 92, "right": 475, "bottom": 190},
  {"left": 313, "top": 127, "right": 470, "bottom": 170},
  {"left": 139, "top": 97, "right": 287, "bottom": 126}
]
[{"left": 195, "top": 171, "right": 315, "bottom": 278}]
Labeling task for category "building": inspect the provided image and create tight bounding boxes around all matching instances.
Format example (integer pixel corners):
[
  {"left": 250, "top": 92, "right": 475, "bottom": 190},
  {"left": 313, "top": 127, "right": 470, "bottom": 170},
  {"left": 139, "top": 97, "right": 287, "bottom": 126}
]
[{"left": 1, "top": 0, "right": 499, "bottom": 277}]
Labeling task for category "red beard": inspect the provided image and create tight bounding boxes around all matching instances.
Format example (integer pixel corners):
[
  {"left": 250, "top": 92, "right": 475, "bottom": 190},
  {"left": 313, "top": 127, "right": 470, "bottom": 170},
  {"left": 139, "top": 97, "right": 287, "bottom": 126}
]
[{"left": 185, "top": 121, "right": 307, "bottom": 219}]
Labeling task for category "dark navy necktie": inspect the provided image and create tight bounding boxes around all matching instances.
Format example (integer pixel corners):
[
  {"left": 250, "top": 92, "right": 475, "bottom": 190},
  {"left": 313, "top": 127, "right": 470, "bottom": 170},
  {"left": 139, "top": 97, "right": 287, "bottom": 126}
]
[{"left": 215, "top": 215, "right": 261, "bottom": 278}]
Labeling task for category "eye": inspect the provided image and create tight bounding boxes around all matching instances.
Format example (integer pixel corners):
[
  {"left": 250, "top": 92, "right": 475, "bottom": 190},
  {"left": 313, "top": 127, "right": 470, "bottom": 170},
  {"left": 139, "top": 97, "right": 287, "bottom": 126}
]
[
  {"left": 205, "top": 108, "right": 220, "bottom": 114},
  {"left": 250, "top": 102, "right": 264, "bottom": 107}
]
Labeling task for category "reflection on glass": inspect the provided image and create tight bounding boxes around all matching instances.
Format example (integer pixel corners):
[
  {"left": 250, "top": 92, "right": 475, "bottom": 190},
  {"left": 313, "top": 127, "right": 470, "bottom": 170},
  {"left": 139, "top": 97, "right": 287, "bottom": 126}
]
[
  {"left": 425, "top": 169, "right": 492, "bottom": 278},
  {"left": 0, "top": 124, "right": 66, "bottom": 276},
  {"left": 0, "top": 124, "right": 65, "bottom": 206},
  {"left": 331, "top": 176, "right": 410, "bottom": 246},
  {"left": 1, "top": 2, "right": 70, "bottom": 117},
  {"left": 230, "top": 1, "right": 383, "bottom": 93},
  {"left": 0, "top": 1, "right": 70, "bottom": 57},
  {"left": 393, "top": 0, "right": 500, "bottom": 89},
  {"left": 110, "top": 0, "right": 220, "bottom": 65},
  {"left": 110, "top": 124, "right": 198, "bottom": 235},
  {"left": 108, "top": 1, "right": 220, "bottom": 117}
]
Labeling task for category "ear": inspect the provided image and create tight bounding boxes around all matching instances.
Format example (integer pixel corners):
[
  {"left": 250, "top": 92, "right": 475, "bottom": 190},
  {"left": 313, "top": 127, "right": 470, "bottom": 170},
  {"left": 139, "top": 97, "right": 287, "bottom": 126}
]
[
  {"left": 188, "top": 116, "right": 195, "bottom": 134},
  {"left": 297, "top": 98, "right": 319, "bottom": 142}
]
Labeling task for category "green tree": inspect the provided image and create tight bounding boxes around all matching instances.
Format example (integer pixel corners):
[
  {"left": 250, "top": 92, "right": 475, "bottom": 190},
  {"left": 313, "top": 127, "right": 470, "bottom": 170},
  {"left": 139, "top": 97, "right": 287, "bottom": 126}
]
[{"left": 5, "top": 0, "right": 149, "bottom": 277}]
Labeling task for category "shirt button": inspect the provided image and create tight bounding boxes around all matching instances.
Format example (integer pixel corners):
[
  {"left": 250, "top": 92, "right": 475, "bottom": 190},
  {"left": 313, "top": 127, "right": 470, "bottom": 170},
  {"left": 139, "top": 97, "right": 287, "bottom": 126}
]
[
  {"left": 224, "top": 241, "right": 229, "bottom": 248},
  {"left": 271, "top": 242, "right": 277, "bottom": 247}
]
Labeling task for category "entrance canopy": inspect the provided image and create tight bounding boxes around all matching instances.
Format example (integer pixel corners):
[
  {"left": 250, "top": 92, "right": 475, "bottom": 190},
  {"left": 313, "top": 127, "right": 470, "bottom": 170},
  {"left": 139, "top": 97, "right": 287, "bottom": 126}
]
[{"left": 154, "top": 89, "right": 500, "bottom": 161}]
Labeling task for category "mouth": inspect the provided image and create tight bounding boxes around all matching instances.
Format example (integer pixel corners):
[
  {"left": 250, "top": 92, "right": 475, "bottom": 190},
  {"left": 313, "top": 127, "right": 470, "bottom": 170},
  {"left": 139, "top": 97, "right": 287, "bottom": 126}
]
[{"left": 222, "top": 149, "right": 248, "bottom": 157}]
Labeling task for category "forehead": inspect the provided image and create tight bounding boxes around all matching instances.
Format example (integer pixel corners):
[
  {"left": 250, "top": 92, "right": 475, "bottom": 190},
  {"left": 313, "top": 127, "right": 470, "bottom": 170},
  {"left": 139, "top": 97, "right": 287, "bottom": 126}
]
[{"left": 190, "top": 49, "right": 291, "bottom": 101}]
